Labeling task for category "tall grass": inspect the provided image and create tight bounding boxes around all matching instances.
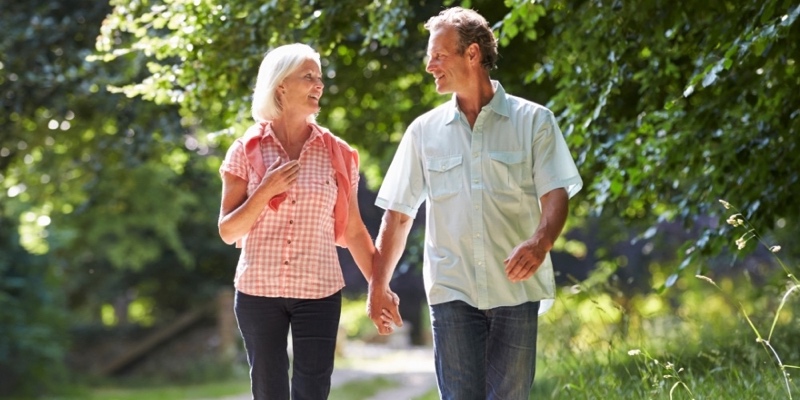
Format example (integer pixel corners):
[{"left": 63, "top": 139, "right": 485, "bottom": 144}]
[
  {"left": 532, "top": 282, "right": 799, "bottom": 398},
  {"left": 527, "top": 199, "right": 800, "bottom": 399}
]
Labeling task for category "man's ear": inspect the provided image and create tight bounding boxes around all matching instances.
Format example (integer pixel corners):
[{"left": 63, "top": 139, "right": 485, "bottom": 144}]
[{"left": 467, "top": 43, "right": 481, "bottom": 66}]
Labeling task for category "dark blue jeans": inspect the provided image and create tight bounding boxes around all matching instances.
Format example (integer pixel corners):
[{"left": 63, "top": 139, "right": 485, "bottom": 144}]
[
  {"left": 234, "top": 290, "right": 342, "bottom": 400},
  {"left": 430, "top": 300, "right": 540, "bottom": 400}
]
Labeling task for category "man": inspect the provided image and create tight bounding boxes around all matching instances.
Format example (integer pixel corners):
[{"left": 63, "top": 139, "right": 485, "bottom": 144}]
[{"left": 368, "top": 6, "right": 583, "bottom": 399}]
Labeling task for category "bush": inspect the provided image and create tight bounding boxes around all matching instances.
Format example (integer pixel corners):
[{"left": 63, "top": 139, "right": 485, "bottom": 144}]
[{"left": 0, "top": 225, "right": 68, "bottom": 397}]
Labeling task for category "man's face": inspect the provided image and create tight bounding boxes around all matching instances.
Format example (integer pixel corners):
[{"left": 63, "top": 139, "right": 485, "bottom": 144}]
[{"left": 425, "top": 26, "right": 470, "bottom": 94}]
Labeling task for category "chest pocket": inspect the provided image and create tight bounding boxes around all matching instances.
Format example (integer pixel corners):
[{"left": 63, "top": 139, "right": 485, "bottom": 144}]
[
  {"left": 426, "top": 154, "right": 463, "bottom": 200},
  {"left": 487, "top": 151, "right": 527, "bottom": 193},
  {"left": 309, "top": 170, "right": 338, "bottom": 212}
]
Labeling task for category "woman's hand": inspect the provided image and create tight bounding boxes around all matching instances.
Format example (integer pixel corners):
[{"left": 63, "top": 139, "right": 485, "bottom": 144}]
[{"left": 257, "top": 157, "right": 300, "bottom": 197}]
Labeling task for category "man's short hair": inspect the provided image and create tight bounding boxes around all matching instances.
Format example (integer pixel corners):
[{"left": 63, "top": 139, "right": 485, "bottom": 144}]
[{"left": 424, "top": 7, "right": 499, "bottom": 71}]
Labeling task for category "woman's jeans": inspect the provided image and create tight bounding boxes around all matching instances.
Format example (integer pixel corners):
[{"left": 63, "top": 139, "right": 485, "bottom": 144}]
[
  {"left": 234, "top": 290, "right": 342, "bottom": 400},
  {"left": 430, "top": 300, "right": 540, "bottom": 400}
]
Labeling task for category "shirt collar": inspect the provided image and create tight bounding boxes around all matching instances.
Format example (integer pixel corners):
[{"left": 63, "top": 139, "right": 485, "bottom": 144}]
[
  {"left": 445, "top": 80, "right": 510, "bottom": 125},
  {"left": 262, "top": 121, "right": 324, "bottom": 144}
]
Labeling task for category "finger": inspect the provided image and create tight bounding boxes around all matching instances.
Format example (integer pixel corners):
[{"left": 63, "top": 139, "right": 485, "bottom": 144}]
[
  {"left": 268, "top": 157, "right": 282, "bottom": 171},
  {"left": 510, "top": 262, "right": 537, "bottom": 282},
  {"left": 390, "top": 303, "right": 403, "bottom": 327},
  {"left": 377, "top": 322, "right": 392, "bottom": 335},
  {"left": 288, "top": 163, "right": 301, "bottom": 177},
  {"left": 505, "top": 259, "right": 526, "bottom": 282}
]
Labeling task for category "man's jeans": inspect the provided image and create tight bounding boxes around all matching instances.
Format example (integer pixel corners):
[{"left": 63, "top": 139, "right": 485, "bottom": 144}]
[
  {"left": 430, "top": 300, "right": 540, "bottom": 400},
  {"left": 234, "top": 290, "right": 341, "bottom": 400}
]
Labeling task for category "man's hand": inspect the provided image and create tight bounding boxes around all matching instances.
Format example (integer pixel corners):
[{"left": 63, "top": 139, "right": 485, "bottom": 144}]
[
  {"left": 367, "top": 285, "right": 403, "bottom": 335},
  {"left": 505, "top": 188, "right": 568, "bottom": 282},
  {"left": 504, "top": 238, "right": 548, "bottom": 282}
]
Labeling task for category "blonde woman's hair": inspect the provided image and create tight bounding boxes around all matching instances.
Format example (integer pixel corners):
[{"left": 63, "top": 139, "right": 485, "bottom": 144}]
[{"left": 251, "top": 43, "right": 321, "bottom": 123}]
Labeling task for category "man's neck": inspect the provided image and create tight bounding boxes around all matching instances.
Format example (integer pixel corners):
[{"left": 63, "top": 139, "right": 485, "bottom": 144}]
[{"left": 455, "top": 76, "right": 495, "bottom": 129}]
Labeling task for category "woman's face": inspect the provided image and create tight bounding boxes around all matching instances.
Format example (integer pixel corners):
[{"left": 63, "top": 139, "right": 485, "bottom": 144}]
[{"left": 279, "top": 59, "right": 324, "bottom": 116}]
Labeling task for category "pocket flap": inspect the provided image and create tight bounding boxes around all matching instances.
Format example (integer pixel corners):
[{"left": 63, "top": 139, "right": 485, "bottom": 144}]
[
  {"left": 489, "top": 151, "right": 525, "bottom": 165},
  {"left": 427, "top": 154, "right": 463, "bottom": 172}
]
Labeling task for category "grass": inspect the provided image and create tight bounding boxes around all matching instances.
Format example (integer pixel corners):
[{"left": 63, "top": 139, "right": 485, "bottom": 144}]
[
  {"left": 45, "top": 375, "right": 395, "bottom": 400},
  {"left": 530, "top": 278, "right": 800, "bottom": 398},
  {"left": 41, "top": 379, "right": 251, "bottom": 400}
]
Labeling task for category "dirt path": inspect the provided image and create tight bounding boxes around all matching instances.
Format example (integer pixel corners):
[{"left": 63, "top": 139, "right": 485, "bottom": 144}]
[
  {"left": 335, "top": 342, "right": 436, "bottom": 400},
  {"left": 216, "top": 340, "right": 437, "bottom": 400}
]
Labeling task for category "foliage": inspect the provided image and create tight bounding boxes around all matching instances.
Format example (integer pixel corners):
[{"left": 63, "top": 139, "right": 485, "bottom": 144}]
[
  {"left": 91, "top": 0, "right": 441, "bottom": 186},
  {"left": 0, "top": 219, "right": 67, "bottom": 397},
  {"left": 94, "top": 0, "right": 800, "bottom": 278},
  {"left": 509, "top": 0, "right": 800, "bottom": 284},
  {"left": 1, "top": 0, "right": 238, "bottom": 394}
]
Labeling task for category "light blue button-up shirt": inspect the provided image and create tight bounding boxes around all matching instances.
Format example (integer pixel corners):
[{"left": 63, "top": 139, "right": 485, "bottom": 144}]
[{"left": 376, "top": 81, "right": 582, "bottom": 313}]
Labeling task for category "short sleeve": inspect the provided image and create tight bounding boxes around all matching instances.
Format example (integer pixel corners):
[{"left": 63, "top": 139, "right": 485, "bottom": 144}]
[
  {"left": 375, "top": 122, "right": 426, "bottom": 217},
  {"left": 219, "top": 139, "right": 249, "bottom": 181},
  {"left": 531, "top": 111, "right": 583, "bottom": 198}
]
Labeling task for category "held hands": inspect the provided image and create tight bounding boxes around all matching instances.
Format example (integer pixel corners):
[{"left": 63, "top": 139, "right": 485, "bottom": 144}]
[
  {"left": 258, "top": 157, "right": 300, "bottom": 196},
  {"left": 367, "top": 285, "right": 403, "bottom": 335},
  {"left": 504, "top": 238, "right": 548, "bottom": 282}
]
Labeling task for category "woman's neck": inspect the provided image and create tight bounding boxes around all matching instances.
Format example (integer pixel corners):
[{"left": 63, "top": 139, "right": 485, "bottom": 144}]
[{"left": 271, "top": 116, "right": 312, "bottom": 147}]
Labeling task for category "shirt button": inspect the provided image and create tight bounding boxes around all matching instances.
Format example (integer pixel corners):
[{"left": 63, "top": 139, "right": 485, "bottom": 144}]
[
  {"left": 289, "top": 220, "right": 293, "bottom": 225},
  {"left": 473, "top": 152, "right": 479, "bottom": 158},
  {"left": 292, "top": 200, "right": 296, "bottom": 204},
  {"left": 284, "top": 261, "right": 289, "bottom": 265},
  {"left": 473, "top": 179, "right": 479, "bottom": 183},
  {"left": 287, "top": 240, "right": 292, "bottom": 244}
]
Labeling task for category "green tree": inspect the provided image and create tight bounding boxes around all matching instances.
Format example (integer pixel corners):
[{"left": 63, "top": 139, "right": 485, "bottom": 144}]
[
  {"left": 1, "top": 0, "right": 238, "bottom": 393},
  {"left": 95, "top": 0, "right": 800, "bottom": 272},
  {"left": 509, "top": 0, "right": 800, "bottom": 283}
]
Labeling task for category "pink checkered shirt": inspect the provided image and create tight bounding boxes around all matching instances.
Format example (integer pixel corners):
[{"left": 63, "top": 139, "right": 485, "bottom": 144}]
[{"left": 220, "top": 124, "right": 358, "bottom": 299}]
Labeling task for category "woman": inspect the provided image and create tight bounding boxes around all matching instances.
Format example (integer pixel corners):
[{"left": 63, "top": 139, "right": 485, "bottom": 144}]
[{"left": 218, "top": 43, "right": 394, "bottom": 400}]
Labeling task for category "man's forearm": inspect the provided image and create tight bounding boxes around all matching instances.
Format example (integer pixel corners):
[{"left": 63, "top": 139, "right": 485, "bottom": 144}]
[
  {"left": 372, "top": 210, "right": 414, "bottom": 287},
  {"left": 532, "top": 188, "right": 569, "bottom": 248}
]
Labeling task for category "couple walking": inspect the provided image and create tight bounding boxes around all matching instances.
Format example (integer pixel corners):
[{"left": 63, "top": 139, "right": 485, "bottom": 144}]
[{"left": 218, "top": 7, "right": 582, "bottom": 400}]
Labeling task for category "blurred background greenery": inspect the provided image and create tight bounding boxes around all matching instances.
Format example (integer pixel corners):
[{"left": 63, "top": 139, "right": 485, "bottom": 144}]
[{"left": 1, "top": 0, "right": 799, "bottom": 398}]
